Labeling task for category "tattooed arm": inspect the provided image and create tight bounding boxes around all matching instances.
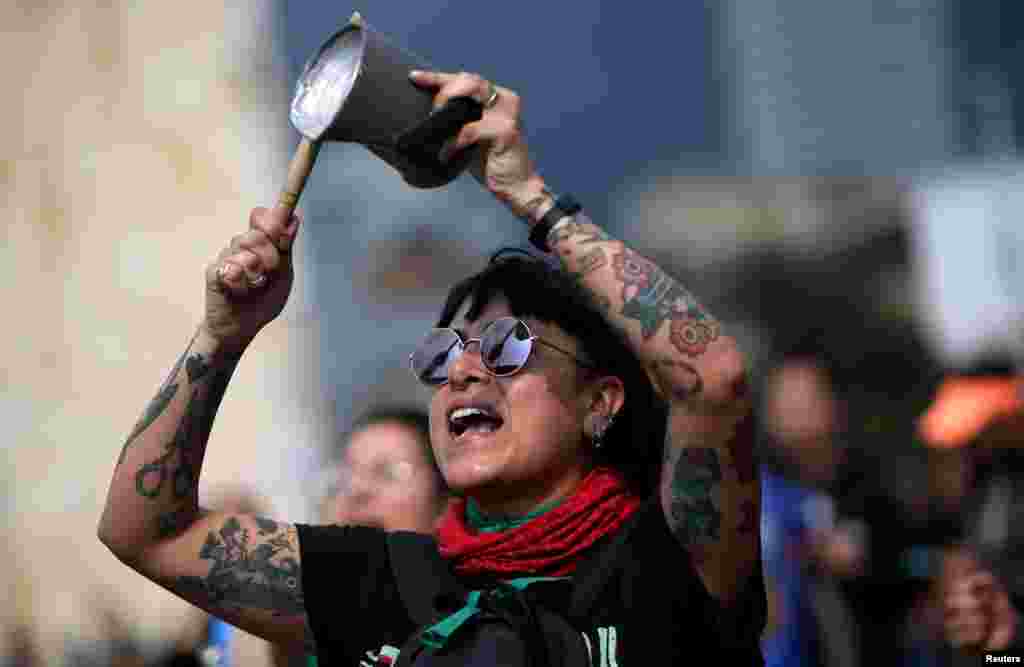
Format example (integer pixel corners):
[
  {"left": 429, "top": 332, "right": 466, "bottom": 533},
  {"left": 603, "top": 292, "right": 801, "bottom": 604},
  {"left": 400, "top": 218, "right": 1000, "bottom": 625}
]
[
  {"left": 98, "top": 328, "right": 311, "bottom": 647},
  {"left": 511, "top": 192, "right": 756, "bottom": 605},
  {"left": 548, "top": 206, "right": 758, "bottom": 603},
  {"left": 98, "top": 207, "right": 313, "bottom": 647}
]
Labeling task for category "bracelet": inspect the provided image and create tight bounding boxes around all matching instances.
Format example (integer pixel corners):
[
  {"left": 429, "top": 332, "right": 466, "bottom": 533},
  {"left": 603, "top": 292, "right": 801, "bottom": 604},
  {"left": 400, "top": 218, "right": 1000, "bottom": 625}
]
[{"left": 528, "top": 194, "right": 582, "bottom": 252}]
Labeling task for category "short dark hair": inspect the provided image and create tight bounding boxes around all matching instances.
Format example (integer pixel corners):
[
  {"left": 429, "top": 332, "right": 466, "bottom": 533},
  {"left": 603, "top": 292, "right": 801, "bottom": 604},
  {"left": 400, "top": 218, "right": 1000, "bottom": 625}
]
[{"left": 436, "top": 250, "right": 667, "bottom": 495}]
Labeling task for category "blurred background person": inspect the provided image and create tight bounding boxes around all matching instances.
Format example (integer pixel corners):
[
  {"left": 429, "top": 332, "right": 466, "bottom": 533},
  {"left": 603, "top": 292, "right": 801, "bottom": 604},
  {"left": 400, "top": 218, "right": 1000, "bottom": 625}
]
[
  {"left": 919, "top": 363, "right": 1024, "bottom": 661},
  {"left": 755, "top": 318, "right": 951, "bottom": 667},
  {"left": 320, "top": 406, "right": 451, "bottom": 533},
  {"left": 276, "top": 407, "right": 451, "bottom": 667}
]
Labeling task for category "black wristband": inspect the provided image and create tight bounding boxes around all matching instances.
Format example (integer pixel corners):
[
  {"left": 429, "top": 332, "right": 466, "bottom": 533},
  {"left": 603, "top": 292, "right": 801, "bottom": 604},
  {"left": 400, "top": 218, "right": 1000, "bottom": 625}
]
[{"left": 529, "top": 194, "right": 582, "bottom": 252}]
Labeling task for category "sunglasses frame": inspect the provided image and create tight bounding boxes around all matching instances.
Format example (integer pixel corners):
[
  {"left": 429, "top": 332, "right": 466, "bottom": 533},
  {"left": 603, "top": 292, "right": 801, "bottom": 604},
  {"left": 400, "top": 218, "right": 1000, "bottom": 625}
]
[{"left": 409, "top": 316, "right": 594, "bottom": 387}]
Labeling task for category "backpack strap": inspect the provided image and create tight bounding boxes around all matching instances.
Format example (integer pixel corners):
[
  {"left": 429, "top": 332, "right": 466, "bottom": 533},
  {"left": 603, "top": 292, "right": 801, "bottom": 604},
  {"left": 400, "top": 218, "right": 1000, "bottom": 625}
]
[{"left": 387, "top": 530, "right": 468, "bottom": 626}]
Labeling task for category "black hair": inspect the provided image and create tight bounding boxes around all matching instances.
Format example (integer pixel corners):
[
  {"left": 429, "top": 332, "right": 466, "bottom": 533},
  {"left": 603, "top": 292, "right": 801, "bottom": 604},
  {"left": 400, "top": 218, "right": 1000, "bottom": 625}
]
[{"left": 436, "top": 249, "right": 667, "bottom": 495}]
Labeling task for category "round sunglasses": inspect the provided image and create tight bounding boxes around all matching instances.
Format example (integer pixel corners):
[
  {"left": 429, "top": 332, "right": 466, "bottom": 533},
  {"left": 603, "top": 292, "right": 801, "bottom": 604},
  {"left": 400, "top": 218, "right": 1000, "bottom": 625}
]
[{"left": 409, "top": 317, "right": 594, "bottom": 386}]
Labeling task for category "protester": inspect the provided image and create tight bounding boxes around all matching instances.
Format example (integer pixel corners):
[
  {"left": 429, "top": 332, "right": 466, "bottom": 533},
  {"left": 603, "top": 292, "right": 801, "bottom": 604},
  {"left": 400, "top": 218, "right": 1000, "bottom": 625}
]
[
  {"left": 98, "top": 70, "right": 763, "bottom": 664},
  {"left": 321, "top": 407, "right": 449, "bottom": 533},
  {"left": 923, "top": 368, "right": 1024, "bottom": 658}
]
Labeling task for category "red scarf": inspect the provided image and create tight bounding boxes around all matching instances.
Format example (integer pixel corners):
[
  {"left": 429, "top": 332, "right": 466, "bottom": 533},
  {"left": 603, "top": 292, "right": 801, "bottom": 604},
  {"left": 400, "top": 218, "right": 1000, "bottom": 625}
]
[{"left": 437, "top": 467, "right": 640, "bottom": 578}]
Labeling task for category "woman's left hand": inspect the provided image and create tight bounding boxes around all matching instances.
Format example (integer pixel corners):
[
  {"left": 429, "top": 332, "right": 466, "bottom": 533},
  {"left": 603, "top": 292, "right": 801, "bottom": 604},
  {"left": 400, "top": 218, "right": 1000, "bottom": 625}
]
[{"left": 410, "top": 70, "right": 549, "bottom": 220}]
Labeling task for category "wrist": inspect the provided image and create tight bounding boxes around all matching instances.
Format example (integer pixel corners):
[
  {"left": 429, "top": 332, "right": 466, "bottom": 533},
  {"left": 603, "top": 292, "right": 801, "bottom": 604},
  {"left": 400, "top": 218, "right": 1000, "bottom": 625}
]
[
  {"left": 504, "top": 176, "right": 555, "bottom": 224},
  {"left": 195, "top": 323, "right": 250, "bottom": 363}
]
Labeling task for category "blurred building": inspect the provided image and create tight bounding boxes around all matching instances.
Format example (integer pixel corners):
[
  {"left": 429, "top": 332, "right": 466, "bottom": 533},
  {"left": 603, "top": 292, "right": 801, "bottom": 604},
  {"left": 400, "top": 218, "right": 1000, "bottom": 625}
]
[
  {"left": 1, "top": 1, "right": 330, "bottom": 663},
  {"left": 721, "top": 0, "right": 954, "bottom": 176}
]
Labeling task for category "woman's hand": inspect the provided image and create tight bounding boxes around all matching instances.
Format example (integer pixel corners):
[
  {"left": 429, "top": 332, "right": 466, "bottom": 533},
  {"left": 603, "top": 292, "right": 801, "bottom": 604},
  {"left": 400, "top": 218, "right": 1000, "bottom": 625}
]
[
  {"left": 410, "top": 70, "right": 551, "bottom": 221},
  {"left": 201, "top": 206, "right": 300, "bottom": 351}
]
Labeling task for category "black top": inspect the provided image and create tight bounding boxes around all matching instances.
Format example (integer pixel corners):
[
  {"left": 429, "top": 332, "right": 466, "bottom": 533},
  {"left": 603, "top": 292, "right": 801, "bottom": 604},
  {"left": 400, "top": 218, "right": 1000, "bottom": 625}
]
[{"left": 297, "top": 498, "right": 766, "bottom": 665}]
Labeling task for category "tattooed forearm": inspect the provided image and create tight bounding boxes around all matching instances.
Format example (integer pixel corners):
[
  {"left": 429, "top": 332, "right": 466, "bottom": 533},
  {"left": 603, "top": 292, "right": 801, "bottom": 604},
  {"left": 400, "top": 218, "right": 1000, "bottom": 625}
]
[
  {"left": 668, "top": 447, "right": 723, "bottom": 546},
  {"left": 135, "top": 355, "right": 234, "bottom": 502},
  {"left": 118, "top": 343, "right": 194, "bottom": 465},
  {"left": 567, "top": 246, "right": 611, "bottom": 312},
  {"left": 175, "top": 517, "right": 304, "bottom": 616},
  {"left": 549, "top": 218, "right": 721, "bottom": 358},
  {"left": 575, "top": 246, "right": 607, "bottom": 277},
  {"left": 648, "top": 358, "right": 703, "bottom": 400},
  {"left": 610, "top": 246, "right": 719, "bottom": 347},
  {"left": 547, "top": 220, "right": 610, "bottom": 248}
]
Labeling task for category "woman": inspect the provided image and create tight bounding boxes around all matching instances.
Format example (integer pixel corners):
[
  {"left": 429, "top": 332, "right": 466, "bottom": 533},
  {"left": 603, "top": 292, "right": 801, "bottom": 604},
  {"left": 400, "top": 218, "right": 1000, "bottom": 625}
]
[{"left": 98, "top": 71, "right": 763, "bottom": 664}]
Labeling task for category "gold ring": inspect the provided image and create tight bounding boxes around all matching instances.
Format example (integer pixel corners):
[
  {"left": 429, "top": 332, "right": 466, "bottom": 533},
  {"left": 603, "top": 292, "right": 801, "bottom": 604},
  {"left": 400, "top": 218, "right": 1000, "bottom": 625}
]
[
  {"left": 483, "top": 82, "right": 500, "bottom": 109},
  {"left": 248, "top": 273, "right": 267, "bottom": 288}
]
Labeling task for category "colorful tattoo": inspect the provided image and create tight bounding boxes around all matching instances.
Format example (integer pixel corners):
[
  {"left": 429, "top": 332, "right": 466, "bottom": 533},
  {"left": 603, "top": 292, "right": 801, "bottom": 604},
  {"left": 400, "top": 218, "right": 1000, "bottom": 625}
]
[
  {"left": 175, "top": 517, "right": 304, "bottom": 616},
  {"left": 668, "top": 447, "right": 723, "bottom": 546},
  {"left": 611, "top": 247, "right": 719, "bottom": 347},
  {"left": 546, "top": 221, "right": 610, "bottom": 248},
  {"left": 669, "top": 317, "right": 721, "bottom": 358}
]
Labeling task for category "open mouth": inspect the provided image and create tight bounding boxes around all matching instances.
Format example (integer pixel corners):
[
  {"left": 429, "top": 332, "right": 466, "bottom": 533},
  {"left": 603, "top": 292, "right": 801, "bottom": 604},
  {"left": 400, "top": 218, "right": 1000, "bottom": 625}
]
[{"left": 448, "top": 406, "right": 504, "bottom": 438}]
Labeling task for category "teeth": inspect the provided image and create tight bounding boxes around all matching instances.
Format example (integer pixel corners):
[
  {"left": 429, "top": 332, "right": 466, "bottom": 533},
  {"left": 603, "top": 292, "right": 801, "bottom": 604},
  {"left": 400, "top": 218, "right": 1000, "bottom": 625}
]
[{"left": 450, "top": 407, "right": 490, "bottom": 422}]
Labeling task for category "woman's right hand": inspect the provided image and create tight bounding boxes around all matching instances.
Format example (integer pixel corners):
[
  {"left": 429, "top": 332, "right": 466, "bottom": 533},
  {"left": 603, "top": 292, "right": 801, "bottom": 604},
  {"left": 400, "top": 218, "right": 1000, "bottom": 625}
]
[{"left": 201, "top": 206, "right": 301, "bottom": 351}]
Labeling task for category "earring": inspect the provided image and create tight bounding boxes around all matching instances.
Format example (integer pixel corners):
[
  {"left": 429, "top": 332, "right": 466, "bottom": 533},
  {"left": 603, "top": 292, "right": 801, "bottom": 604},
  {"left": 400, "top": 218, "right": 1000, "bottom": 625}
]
[{"left": 591, "top": 413, "right": 616, "bottom": 450}]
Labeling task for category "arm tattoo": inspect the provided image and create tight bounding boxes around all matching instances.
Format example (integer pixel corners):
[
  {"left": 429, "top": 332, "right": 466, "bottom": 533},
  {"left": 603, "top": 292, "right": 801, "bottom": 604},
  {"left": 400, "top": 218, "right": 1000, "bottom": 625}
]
[
  {"left": 135, "top": 355, "right": 234, "bottom": 500},
  {"left": 519, "top": 194, "right": 552, "bottom": 220},
  {"left": 668, "top": 447, "right": 723, "bottom": 547},
  {"left": 611, "top": 247, "right": 720, "bottom": 354},
  {"left": 547, "top": 220, "right": 610, "bottom": 248},
  {"left": 156, "top": 506, "right": 194, "bottom": 539},
  {"left": 176, "top": 517, "right": 304, "bottom": 616},
  {"left": 569, "top": 246, "right": 611, "bottom": 312},
  {"left": 118, "top": 343, "right": 193, "bottom": 465}
]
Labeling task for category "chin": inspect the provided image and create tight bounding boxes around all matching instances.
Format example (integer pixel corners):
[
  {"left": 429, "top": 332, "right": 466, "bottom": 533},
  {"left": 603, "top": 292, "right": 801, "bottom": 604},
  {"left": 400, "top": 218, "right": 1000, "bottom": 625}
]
[{"left": 439, "top": 458, "right": 504, "bottom": 496}]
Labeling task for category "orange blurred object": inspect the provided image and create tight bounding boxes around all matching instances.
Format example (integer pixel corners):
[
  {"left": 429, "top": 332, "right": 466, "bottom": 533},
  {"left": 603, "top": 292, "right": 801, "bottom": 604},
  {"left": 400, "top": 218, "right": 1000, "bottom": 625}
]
[{"left": 918, "top": 376, "right": 1024, "bottom": 449}]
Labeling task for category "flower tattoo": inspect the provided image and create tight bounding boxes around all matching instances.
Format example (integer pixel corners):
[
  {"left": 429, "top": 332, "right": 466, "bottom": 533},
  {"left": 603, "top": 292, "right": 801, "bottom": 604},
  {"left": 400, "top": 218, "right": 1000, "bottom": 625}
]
[{"left": 670, "top": 317, "right": 721, "bottom": 357}]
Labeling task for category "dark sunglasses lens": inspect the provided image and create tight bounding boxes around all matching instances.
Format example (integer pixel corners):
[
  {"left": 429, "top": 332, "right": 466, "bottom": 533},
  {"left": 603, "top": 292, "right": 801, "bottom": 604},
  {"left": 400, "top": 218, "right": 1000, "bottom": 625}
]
[
  {"left": 412, "top": 329, "right": 462, "bottom": 385},
  {"left": 480, "top": 318, "right": 533, "bottom": 375}
]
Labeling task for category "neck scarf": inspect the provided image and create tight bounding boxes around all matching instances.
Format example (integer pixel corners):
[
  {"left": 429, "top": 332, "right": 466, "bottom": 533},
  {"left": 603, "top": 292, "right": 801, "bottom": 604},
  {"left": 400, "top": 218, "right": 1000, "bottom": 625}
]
[{"left": 437, "top": 467, "right": 640, "bottom": 578}]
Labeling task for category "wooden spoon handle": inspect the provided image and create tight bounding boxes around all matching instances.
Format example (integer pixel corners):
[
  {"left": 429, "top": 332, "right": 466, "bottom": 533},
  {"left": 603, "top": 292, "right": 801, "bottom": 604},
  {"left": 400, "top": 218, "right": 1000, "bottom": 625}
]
[{"left": 278, "top": 137, "right": 322, "bottom": 213}]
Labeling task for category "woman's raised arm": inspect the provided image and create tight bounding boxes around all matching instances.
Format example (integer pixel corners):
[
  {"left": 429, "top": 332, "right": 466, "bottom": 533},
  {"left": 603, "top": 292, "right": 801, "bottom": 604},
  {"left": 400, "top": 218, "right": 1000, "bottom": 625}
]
[
  {"left": 98, "top": 207, "right": 313, "bottom": 647},
  {"left": 410, "top": 69, "right": 759, "bottom": 603}
]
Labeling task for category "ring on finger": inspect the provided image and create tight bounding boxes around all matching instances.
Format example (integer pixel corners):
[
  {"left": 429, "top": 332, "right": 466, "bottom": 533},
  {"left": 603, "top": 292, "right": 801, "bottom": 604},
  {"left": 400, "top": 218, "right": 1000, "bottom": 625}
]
[
  {"left": 483, "top": 82, "right": 499, "bottom": 109},
  {"left": 248, "top": 273, "right": 267, "bottom": 288}
]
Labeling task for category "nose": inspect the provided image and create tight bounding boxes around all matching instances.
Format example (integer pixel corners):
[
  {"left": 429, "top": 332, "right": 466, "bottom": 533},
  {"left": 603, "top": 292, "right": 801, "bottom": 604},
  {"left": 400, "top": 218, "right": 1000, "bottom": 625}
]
[{"left": 447, "top": 339, "right": 489, "bottom": 389}]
